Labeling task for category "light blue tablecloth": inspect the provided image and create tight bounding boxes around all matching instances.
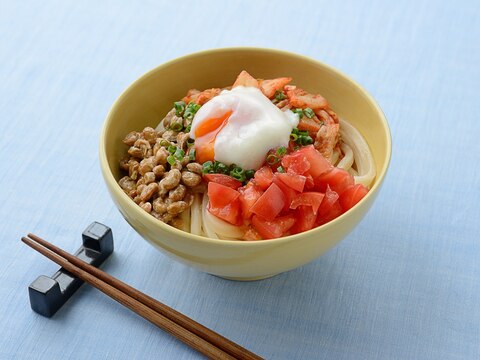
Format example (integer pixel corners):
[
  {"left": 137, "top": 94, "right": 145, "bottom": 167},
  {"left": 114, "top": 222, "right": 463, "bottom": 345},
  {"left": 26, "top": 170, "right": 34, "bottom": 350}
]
[{"left": 1, "top": 1, "right": 479, "bottom": 359}]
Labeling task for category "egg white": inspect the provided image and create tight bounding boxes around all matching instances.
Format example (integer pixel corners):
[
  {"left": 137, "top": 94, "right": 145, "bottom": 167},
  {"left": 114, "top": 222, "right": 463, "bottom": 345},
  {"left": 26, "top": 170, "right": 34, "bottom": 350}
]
[{"left": 190, "top": 86, "right": 298, "bottom": 169}]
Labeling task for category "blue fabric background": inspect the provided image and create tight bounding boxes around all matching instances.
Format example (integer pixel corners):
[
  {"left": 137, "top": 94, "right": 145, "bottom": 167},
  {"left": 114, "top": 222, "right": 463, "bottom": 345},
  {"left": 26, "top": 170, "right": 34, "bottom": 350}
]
[{"left": 1, "top": 1, "right": 479, "bottom": 359}]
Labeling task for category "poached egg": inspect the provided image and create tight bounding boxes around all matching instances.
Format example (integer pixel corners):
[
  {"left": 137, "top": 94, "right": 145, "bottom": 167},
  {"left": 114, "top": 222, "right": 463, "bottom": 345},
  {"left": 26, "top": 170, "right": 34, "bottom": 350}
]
[{"left": 190, "top": 86, "right": 298, "bottom": 169}]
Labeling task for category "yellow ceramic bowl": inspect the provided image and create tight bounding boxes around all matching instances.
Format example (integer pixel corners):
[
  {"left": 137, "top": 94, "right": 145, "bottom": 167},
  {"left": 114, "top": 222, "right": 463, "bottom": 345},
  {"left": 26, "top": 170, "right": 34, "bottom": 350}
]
[{"left": 100, "top": 48, "right": 391, "bottom": 280}]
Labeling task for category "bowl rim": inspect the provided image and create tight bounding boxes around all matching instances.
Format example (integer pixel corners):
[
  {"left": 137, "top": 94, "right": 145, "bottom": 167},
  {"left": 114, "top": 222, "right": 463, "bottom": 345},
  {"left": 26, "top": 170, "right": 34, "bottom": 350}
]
[{"left": 100, "top": 46, "right": 392, "bottom": 247}]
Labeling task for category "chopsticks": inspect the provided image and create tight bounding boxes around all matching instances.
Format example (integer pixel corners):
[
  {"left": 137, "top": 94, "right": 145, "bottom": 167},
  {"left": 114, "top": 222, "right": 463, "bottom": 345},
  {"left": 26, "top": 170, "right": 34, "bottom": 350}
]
[{"left": 22, "top": 234, "right": 263, "bottom": 360}]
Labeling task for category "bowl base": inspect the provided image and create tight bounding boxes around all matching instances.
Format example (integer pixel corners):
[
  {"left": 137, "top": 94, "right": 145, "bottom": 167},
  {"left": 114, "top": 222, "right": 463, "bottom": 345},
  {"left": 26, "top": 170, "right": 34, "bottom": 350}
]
[{"left": 214, "top": 273, "right": 277, "bottom": 281}]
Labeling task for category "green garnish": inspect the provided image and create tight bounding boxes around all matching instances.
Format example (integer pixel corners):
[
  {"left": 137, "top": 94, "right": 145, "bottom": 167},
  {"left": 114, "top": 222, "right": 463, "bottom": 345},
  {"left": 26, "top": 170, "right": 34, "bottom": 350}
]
[
  {"left": 229, "top": 166, "right": 246, "bottom": 182},
  {"left": 174, "top": 101, "right": 186, "bottom": 117},
  {"left": 292, "top": 108, "right": 304, "bottom": 118},
  {"left": 202, "top": 161, "right": 214, "bottom": 174},
  {"left": 186, "top": 138, "right": 195, "bottom": 148},
  {"left": 174, "top": 148, "right": 185, "bottom": 160},
  {"left": 274, "top": 91, "right": 286, "bottom": 101},
  {"left": 277, "top": 166, "right": 285, "bottom": 173},
  {"left": 160, "top": 139, "right": 170, "bottom": 147},
  {"left": 266, "top": 154, "right": 279, "bottom": 165},
  {"left": 276, "top": 146, "right": 287, "bottom": 156},
  {"left": 168, "top": 145, "right": 176, "bottom": 154},
  {"left": 214, "top": 161, "right": 229, "bottom": 174},
  {"left": 290, "top": 128, "right": 313, "bottom": 147},
  {"left": 184, "top": 103, "right": 201, "bottom": 120},
  {"left": 189, "top": 149, "right": 196, "bottom": 161},
  {"left": 303, "top": 107, "right": 315, "bottom": 118},
  {"left": 170, "top": 121, "right": 183, "bottom": 132},
  {"left": 167, "top": 155, "right": 176, "bottom": 166},
  {"left": 245, "top": 169, "right": 255, "bottom": 180}
]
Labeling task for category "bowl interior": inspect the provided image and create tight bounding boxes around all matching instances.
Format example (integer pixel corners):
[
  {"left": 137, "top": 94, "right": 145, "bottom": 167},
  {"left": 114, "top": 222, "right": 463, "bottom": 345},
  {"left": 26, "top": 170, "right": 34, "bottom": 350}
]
[{"left": 103, "top": 48, "right": 390, "bottom": 192}]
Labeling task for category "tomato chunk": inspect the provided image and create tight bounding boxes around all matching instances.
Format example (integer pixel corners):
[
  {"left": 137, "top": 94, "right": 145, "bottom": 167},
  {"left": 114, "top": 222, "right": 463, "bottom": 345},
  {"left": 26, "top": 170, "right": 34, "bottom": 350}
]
[
  {"left": 316, "top": 201, "right": 343, "bottom": 226},
  {"left": 296, "top": 145, "right": 332, "bottom": 178},
  {"left": 339, "top": 184, "right": 369, "bottom": 211},
  {"left": 251, "top": 214, "right": 296, "bottom": 239},
  {"left": 254, "top": 166, "right": 274, "bottom": 190},
  {"left": 281, "top": 152, "right": 310, "bottom": 175},
  {"left": 204, "top": 174, "right": 242, "bottom": 190},
  {"left": 207, "top": 182, "right": 240, "bottom": 208},
  {"left": 290, "top": 192, "right": 325, "bottom": 215},
  {"left": 290, "top": 205, "right": 317, "bottom": 234},
  {"left": 276, "top": 172, "right": 306, "bottom": 192},
  {"left": 208, "top": 201, "right": 241, "bottom": 225},
  {"left": 272, "top": 174, "right": 297, "bottom": 212},
  {"left": 314, "top": 167, "right": 354, "bottom": 195},
  {"left": 238, "top": 184, "right": 263, "bottom": 220},
  {"left": 317, "top": 185, "right": 339, "bottom": 218},
  {"left": 250, "top": 183, "right": 286, "bottom": 221},
  {"left": 242, "top": 227, "right": 263, "bottom": 241}
]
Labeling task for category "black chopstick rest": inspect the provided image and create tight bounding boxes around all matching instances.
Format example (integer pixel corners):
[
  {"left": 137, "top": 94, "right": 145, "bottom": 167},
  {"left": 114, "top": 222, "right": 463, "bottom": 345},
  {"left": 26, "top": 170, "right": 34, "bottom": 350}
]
[{"left": 28, "top": 222, "right": 114, "bottom": 317}]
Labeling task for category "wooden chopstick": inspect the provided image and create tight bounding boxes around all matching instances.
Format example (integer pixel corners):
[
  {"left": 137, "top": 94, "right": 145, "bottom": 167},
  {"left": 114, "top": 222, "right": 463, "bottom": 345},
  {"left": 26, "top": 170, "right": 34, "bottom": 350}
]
[{"left": 22, "top": 234, "right": 263, "bottom": 360}]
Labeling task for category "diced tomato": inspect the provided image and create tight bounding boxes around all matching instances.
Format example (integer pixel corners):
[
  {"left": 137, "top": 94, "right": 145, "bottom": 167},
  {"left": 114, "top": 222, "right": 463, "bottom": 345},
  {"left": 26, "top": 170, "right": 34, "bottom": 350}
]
[
  {"left": 238, "top": 184, "right": 263, "bottom": 220},
  {"left": 272, "top": 174, "right": 297, "bottom": 212},
  {"left": 290, "top": 192, "right": 325, "bottom": 215},
  {"left": 250, "top": 183, "right": 286, "bottom": 221},
  {"left": 339, "top": 184, "right": 369, "bottom": 211},
  {"left": 290, "top": 205, "right": 317, "bottom": 234},
  {"left": 203, "top": 174, "right": 242, "bottom": 190},
  {"left": 242, "top": 227, "right": 263, "bottom": 241},
  {"left": 281, "top": 152, "right": 310, "bottom": 175},
  {"left": 314, "top": 167, "right": 354, "bottom": 195},
  {"left": 208, "top": 201, "right": 241, "bottom": 226},
  {"left": 251, "top": 214, "right": 296, "bottom": 239},
  {"left": 253, "top": 166, "right": 274, "bottom": 190},
  {"left": 304, "top": 173, "right": 315, "bottom": 190},
  {"left": 316, "top": 201, "right": 343, "bottom": 226},
  {"left": 296, "top": 145, "right": 332, "bottom": 178},
  {"left": 276, "top": 172, "right": 306, "bottom": 192},
  {"left": 207, "top": 182, "right": 240, "bottom": 208},
  {"left": 317, "top": 185, "right": 339, "bottom": 218}
]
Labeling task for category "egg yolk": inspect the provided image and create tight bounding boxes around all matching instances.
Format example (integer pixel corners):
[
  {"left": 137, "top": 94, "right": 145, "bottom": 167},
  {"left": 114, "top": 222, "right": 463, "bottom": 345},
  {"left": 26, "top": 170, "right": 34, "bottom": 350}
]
[{"left": 194, "top": 110, "right": 233, "bottom": 164}]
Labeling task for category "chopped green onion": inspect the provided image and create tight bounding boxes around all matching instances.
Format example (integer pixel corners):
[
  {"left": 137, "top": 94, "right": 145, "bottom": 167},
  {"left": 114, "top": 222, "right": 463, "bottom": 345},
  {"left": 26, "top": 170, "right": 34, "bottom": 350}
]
[
  {"left": 290, "top": 133, "right": 298, "bottom": 141},
  {"left": 216, "top": 162, "right": 228, "bottom": 174},
  {"left": 160, "top": 139, "right": 170, "bottom": 147},
  {"left": 292, "top": 108, "right": 304, "bottom": 118},
  {"left": 186, "top": 138, "right": 195, "bottom": 148},
  {"left": 266, "top": 154, "right": 279, "bottom": 165},
  {"left": 231, "top": 172, "right": 245, "bottom": 182},
  {"left": 167, "top": 155, "right": 176, "bottom": 166},
  {"left": 304, "top": 136, "right": 313, "bottom": 145},
  {"left": 303, "top": 107, "right": 315, "bottom": 118},
  {"left": 174, "top": 101, "right": 186, "bottom": 116},
  {"left": 174, "top": 148, "right": 185, "bottom": 160},
  {"left": 184, "top": 103, "right": 201, "bottom": 120},
  {"left": 276, "top": 146, "right": 287, "bottom": 156},
  {"left": 230, "top": 166, "right": 246, "bottom": 182},
  {"left": 170, "top": 121, "right": 183, "bottom": 132},
  {"left": 245, "top": 169, "right": 255, "bottom": 180},
  {"left": 189, "top": 149, "right": 196, "bottom": 161},
  {"left": 274, "top": 90, "right": 286, "bottom": 101},
  {"left": 185, "top": 124, "right": 191, "bottom": 132},
  {"left": 202, "top": 161, "right": 213, "bottom": 174},
  {"left": 277, "top": 166, "right": 285, "bottom": 173},
  {"left": 168, "top": 145, "right": 176, "bottom": 154}
]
